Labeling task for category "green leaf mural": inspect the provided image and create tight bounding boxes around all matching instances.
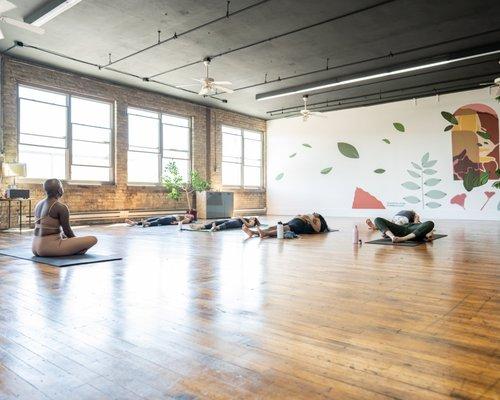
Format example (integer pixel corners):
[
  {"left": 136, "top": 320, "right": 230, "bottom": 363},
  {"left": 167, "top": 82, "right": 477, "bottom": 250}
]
[
  {"left": 493, "top": 181, "right": 500, "bottom": 190},
  {"left": 382, "top": 138, "right": 391, "bottom": 144},
  {"left": 424, "top": 178, "right": 441, "bottom": 186},
  {"left": 463, "top": 170, "right": 489, "bottom": 192},
  {"left": 275, "top": 172, "right": 284, "bottom": 181},
  {"left": 402, "top": 181, "right": 420, "bottom": 190},
  {"left": 302, "top": 143, "right": 312, "bottom": 148},
  {"left": 320, "top": 167, "right": 333, "bottom": 175},
  {"left": 423, "top": 169, "right": 437, "bottom": 175},
  {"left": 476, "top": 130, "right": 490, "bottom": 140},
  {"left": 441, "top": 111, "right": 458, "bottom": 125},
  {"left": 421, "top": 153, "right": 430, "bottom": 164},
  {"left": 337, "top": 142, "right": 359, "bottom": 158},
  {"left": 422, "top": 159, "right": 437, "bottom": 168},
  {"left": 408, "top": 170, "right": 421, "bottom": 178},
  {"left": 393, "top": 122, "right": 405, "bottom": 132},
  {"left": 411, "top": 162, "right": 422, "bottom": 170},
  {"left": 426, "top": 202, "right": 442, "bottom": 209},
  {"left": 498, "top": 200, "right": 500, "bottom": 211},
  {"left": 289, "top": 153, "right": 297, "bottom": 158},
  {"left": 425, "top": 190, "right": 446, "bottom": 199},
  {"left": 404, "top": 196, "right": 421, "bottom": 204},
  {"left": 374, "top": 169, "right": 385, "bottom": 174},
  {"left": 444, "top": 124, "right": 454, "bottom": 131}
]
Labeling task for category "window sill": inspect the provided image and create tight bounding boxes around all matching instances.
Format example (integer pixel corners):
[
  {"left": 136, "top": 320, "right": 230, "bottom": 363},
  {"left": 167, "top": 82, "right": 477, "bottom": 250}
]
[{"left": 221, "top": 187, "right": 266, "bottom": 194}]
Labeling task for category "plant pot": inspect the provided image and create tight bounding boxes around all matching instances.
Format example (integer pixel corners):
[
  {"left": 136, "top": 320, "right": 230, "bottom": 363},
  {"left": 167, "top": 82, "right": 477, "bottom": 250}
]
[{"left": 187, "top": 209, "right": 197, "bottom": 220}]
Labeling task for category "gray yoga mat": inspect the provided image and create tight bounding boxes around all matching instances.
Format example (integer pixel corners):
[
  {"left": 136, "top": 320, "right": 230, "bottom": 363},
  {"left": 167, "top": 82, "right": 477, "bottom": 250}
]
[
  {"left": 0, "top": 247, "right": 122, "bottom": 267},
  {"left": 365, "top": 234, "right": 447, "bottom": 246}
]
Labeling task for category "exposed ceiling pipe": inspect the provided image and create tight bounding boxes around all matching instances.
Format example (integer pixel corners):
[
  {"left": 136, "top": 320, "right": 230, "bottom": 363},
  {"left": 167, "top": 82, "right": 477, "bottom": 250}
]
[{"left": 148, "top": 0, "right": 398, "bottom": 79}]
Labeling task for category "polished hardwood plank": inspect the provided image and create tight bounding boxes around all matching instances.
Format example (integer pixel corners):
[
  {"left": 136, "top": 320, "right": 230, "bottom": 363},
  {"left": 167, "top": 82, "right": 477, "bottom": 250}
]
[{"left": 0, "top": 217, "right": 498, "bottom": 400}]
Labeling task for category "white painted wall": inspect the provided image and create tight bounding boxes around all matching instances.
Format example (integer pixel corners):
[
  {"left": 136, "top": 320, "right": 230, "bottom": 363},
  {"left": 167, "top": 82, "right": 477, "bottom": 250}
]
[{"left": 267, "top": 88, "right": 500, "bottom": 220}]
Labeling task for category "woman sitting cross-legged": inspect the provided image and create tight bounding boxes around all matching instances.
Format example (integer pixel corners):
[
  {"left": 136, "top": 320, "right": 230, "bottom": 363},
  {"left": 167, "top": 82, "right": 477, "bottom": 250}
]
[
  {"left": 193, "top": 216, "right": 261, "bottom": 232},
  {"left": 243, "top": 213, "right": 329, "bottom": 238},
  {"left": 366, "top": 209, "right": 420, "bottom": 230},
  {"left": 373, "top": 217, "right": 435, "bottom": 243},
  {"left": 125, "top": 214, "right": 195, "bottom": 227},
  {"left": 32, "top": 179, "right": 98, "bottom": 257}
]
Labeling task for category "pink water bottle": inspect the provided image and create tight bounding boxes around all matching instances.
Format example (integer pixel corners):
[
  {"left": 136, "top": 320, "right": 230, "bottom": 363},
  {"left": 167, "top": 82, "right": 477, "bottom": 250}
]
[{"left": 352, "top": 224, "right": 359, "bottom": 244}]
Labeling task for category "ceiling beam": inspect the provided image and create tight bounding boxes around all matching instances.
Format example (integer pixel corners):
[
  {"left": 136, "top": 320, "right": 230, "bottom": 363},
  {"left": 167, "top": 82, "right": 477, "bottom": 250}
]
[{"left": 24, "top": 0, "right": 82, "bottom": 27}]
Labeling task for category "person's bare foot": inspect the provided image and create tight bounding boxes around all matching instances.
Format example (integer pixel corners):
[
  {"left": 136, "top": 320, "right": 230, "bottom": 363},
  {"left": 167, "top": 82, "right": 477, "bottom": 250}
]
[
  {"left": 125, "top": 219, "right": 137, "bottom": 226},
  {"left": 425, "top": 230, "right": 435, "bottom": 241},
  {"left": 210, "top": 222, "right": 218, "bottom": 232},
  {"left": 366, "top": 218, "right": 376, "bottom": 230},
  {"left": 242, "top": 225, "right": 255, "bottom": 238},
  {"left": 142, "top": 220, "right": 150, "bottom": 228},
  {"left": 392, "top": 236, "right": 405, "bottom": 243},
  {"left": 257, "top": 226, "right": 267, "bottom": 238}
]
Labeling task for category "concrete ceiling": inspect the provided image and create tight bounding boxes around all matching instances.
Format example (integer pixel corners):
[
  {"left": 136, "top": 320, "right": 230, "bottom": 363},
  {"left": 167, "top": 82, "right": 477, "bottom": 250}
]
[{"left": 1, "top": 0, "right": 499, "bottom": 119}]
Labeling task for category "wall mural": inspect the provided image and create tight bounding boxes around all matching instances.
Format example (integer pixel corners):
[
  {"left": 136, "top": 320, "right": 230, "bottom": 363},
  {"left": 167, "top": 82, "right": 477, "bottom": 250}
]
[{"left": 352, "top": 187, "right": 385, "bottom": 209}]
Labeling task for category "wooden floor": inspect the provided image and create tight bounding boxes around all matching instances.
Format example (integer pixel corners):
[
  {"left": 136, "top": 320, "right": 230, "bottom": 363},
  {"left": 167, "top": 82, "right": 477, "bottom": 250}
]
[{"left": 0, "top": 217, "right": 498, "bottom": 400}]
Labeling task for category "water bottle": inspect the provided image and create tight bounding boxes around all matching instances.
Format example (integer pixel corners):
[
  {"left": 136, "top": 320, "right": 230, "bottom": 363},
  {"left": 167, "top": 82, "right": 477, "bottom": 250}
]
[
  {"left": 352, "top": 224, "right": 359, "bottom": 244},
  {"left": 277, "top": 221, "right": 284, "bottom": 239},
  {"left": 178, "top": 222, "right": 183, "bottom": 231}
]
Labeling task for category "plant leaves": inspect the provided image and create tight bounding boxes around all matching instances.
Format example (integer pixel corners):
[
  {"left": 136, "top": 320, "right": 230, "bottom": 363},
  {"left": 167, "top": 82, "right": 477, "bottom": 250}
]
[
  {"left": 426, "top": 202, "right": 442, "bottom": 208},
  {"left": 407, "top": 170, "right": 421, "bottom": 178},
  {"left": 374, "top": 169, "right": 385, "bottom": 174},
  {"left": 275, "top": 172, "right": 284, "bottom": 181},
  {"left": 441, "top": 111, "right": 458, "bottom": 125},
  {"left": 476, "top": 130, "right": 490, "bottom": 140},
  {"left": 463, "top": 170, "right": 489, "bottom": 191},
  {"left": 302, "top": 143, "right": 312, "bottom": 148},
  {"left": 382, "top": 138, "right": 391, "bottom": 144},
  {"left": 337, "top": 142, "right": 359, "bottom": 158},
  {"left": 421, "top": 152, "right": 430, "bottom": 164},
  {"left": 423, "top": 160, "right": 437, "bottom": 168},
  {"left": 495, "top": 168, "right": 500, "bottom": 177},
  {"left": 402, "top": 181, "right": 420, "bottom": 190},
  {"left": 393, "top": 122, "right": 405, "bottom": 132},
  {"left": 423, "top": 169, "right": 437, "bottom": 175},
  {"left": 411, "top": 162, "right": 422, "bottom": 170},
  {"left": 424, "top": 178, "right": 441, "bottom": 186},
  {"left": 404, "top": 196, "right": 421, "bottom": 204},
  {"left": 444, "top": 124, "right": 454, "bottom": 131},
  {"left": 289, "top": 153, "right": 297, "bottom": 158},
  {"left": 320, "top": 167, "right": 333, "bottom": 175},
  {"left": 425, "top": 190, "right": 446, "bottom": 199},
  {"left": 493, "top": 181, "right": 500, "bottom": 190}
]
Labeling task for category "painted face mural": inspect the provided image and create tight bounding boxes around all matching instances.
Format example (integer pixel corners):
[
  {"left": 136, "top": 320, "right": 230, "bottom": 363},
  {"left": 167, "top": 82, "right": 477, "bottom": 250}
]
[{"left": 452, "top": 104, "right": 499, "bottom": 180}]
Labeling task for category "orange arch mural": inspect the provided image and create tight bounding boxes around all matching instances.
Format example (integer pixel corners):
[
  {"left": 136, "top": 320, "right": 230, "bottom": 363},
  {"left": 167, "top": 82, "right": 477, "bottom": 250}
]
[{"left": 452, "top": 104, "right": 499, "bottom": 180}]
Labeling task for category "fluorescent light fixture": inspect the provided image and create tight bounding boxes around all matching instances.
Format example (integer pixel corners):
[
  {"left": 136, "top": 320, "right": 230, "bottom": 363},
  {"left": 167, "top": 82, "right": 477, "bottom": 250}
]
[
  {"left": 24, "top": 0, "right": 82, "bottom": 27},
  {"left": 256, "top": 49, "right": 500, "bottom": 101}
]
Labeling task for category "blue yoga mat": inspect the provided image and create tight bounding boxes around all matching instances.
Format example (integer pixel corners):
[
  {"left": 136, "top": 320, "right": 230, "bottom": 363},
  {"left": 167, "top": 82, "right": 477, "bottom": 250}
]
[{"left": 0, "top": 247, "right": 122, "bottom": 267}]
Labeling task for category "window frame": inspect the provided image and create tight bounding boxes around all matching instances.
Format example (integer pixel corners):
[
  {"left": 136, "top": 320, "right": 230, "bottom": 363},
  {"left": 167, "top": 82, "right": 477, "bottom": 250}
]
[
  {"left": 221, "top": 124, "right": 264, "bottom": 189},
  {"left": 16, "top": 83, "right": 115, "bottom": 184},
  {"left": 126, "top": 106, "right": 193, "bottom": 186}
]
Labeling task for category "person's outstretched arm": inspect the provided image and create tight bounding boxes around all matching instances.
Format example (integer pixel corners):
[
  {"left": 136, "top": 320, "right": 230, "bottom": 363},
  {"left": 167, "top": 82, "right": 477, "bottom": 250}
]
[{"left": 57, "top": 204, "right": 76, "bottom": 238}]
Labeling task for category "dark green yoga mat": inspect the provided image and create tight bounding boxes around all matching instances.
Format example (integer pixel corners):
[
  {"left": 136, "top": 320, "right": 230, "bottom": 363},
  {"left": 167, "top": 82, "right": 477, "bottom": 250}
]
[
  {"left": 365, "top": 234, "right": 447, "bottom": 246},
  {"left": 0, "top": 247, "right": 122, "bottom": 267}
]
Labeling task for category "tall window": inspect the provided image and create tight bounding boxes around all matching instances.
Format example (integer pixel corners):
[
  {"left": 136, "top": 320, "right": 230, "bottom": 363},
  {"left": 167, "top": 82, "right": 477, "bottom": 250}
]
[
  {"left": 222, "top": 125, "right": 263, "bottom": 187},
  {"left": 18, "top": 85, "right": 113, "bottom": 182},
  {"left": 127, "top": 107, "right": 191, "bottom": 184}
]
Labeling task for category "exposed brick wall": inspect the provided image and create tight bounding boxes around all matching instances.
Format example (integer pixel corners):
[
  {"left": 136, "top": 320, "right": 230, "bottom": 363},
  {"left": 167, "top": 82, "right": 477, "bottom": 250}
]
[{"left": 0, "top": 56, "right": 266, "bottom": 227}]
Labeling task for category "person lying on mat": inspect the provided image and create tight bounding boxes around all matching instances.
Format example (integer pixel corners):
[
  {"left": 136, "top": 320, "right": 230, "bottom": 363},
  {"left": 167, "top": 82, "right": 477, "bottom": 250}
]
[
  {"left": 373, "top": 217, "right": 434, "bottom": 243},
  {"left": 192, "top": 216, "right": 261, "bottom": 232},
  {"left": 243, "top": 213, "right": 329, "bottom": 238},
  {"left": 32, "top": 179, "right": 97, "bottom": 257},
  {"left": 125, "top": 214, "right": 195, "bottom": 227},
  {"left": 366, "top": 210, "right": 420, "bottom": 230}
]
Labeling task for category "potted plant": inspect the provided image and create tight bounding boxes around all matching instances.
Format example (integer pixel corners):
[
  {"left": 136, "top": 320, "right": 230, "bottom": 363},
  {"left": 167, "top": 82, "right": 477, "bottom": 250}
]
[{"left": 162, "top": 161, "right": 210, "bottom": 220}]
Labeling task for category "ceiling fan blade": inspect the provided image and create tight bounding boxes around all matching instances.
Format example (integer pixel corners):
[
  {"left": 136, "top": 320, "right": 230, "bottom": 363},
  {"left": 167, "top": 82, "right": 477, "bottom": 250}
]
[
  {"left": 311, "top": 112, "right": 327, "bottom": 118},
  {"left": 212, "top": 81, "right": 232, "bottom": 86},
  {"left": 0, "top": 0, "right": 16, "bottom": 14},
  {"left": 478, "top": 82, "right": 493, "bottom": 86},
  {"left": 212, "top": 84, "right": 233, "bottom": 94},
  {"left": 0, "top": 26, "right": 3, "bottom": 40},
  {"left": 199, "top": 87, "right": 211, "bottom": 96},
  {"left": 191, "top": 78, "right": 204, "bottom": 83},
  {"left": 0, "top": 17, "right": 45, "bottom": 34},
  {"left": 175, "top": 83, "right": 200, "bottom": 88}
]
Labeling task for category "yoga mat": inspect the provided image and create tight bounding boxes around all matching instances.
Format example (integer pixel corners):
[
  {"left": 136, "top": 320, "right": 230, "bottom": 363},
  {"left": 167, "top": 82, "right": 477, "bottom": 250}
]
[
  {"left": 0, "top": 247, "right": 122, "bottom": 267},
  {"left": 184, "top": 224, "right": 269, "bottom": 232},
  {"left": 365, "top": 234, "right": 447, "bottom": 246}
]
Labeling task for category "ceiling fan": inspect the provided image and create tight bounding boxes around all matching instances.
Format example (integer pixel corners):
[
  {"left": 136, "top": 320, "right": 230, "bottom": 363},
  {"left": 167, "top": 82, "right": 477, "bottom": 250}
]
[
  {"left": 0, "top": 0, "right": 45, "bottom": 40},
  {"left": 176, "top": 57, "right": 233, "bottom": 96},
  {"left": 479, "top": 77, "right": 500, "bottom": 100},
  {"left": 300, "top": 95, "right": 326, "bottom": 121}
]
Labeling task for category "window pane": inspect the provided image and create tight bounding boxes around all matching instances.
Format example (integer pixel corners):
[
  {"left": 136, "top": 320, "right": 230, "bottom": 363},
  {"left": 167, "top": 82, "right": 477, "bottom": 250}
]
[
  {"left": 72, "top": 124, "right": 110, "bottom": 143},
  {"left": 128, "top": 107, "right": 158, "bottom": 119},
  {"left": 222, "top": 132, "right": 242, "bottom": 158},
  {"left": 129, "top": 114, "right": 159, "bottom": 151},
  {"left": 20, "top": 133, "right": 65, "bottom": 148},
  {"left": 19, "top": 86, "right": 67, "bottom": 106},
  {"left": 71, "top": 165, "right": 110, "bottom": 181},
  {"left": 162, "top": 114, "right": 190, "bottom": 127},
  {"left": 163, "top": 125, "right": 189, "bottom": 151},
  {"left": 222, "top": 125, "right": 241, "bottom": 135},
  {"left": 244, "top": 166, "right": 261, "bottom": 187},
  {"left": 128, "top": 151, "right": 159, "bottom": 183},
  {"left": 19, "top": 144, "right": 65, "bottom": 179},
  {"left": 244, "top": 130, "right": 261, "bottom": 140},
  {"left": 71, "top": 97, "right": 111, "bottom": 128},
  {"left": 72, "top": 140, "right": 110, "bottom": 167},
  {"left": 222, "top": 162, "right": 241, "bottom": 186},
  {"left": 20, "top": 99, "right": 67, "bottom": 138},
  {"left": 244, "top": 138, "right": 261, "bottom": 161},
  {"left": 162, "top": 158, "right": 189, "bottom": 182}
]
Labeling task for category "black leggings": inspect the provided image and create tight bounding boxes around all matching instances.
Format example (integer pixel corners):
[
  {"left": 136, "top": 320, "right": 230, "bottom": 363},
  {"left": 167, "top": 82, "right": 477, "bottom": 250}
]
[
  {"left": 202, "top": 219, "right": 243, "bottom": 230},
  {"left": 374, "top": 218, "right": 434, "bottom": 240},
  {"left": 138, "top": 216, "right": 176, "bottom": 226}
]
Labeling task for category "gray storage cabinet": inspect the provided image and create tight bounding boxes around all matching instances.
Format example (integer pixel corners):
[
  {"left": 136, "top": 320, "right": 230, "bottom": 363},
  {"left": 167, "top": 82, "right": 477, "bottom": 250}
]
[{"left": 196, "top": 191, "right": 234, "bottom": 219}]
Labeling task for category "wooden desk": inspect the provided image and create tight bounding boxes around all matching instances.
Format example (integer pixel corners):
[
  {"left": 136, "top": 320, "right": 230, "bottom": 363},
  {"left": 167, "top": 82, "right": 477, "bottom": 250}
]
[{"left": 0, "top": 198, "right": 32, "bottom": 233}]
